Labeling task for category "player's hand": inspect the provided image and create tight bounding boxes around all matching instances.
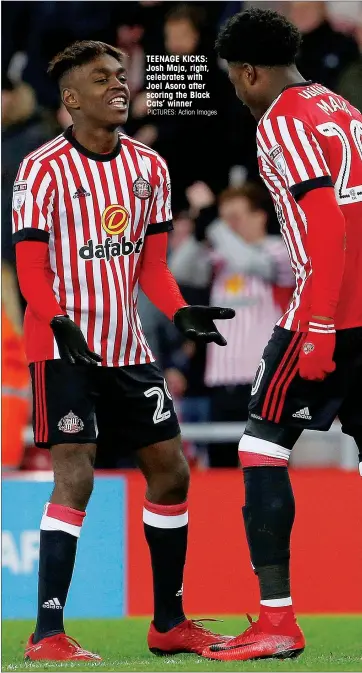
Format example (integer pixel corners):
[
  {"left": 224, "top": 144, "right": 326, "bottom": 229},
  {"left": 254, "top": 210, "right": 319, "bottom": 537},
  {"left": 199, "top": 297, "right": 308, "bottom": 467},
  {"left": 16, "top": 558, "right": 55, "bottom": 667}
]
[
  {"left": 50, "top": 315, "right": 102, "bottom": 366},
  {"left": 298, "top": 321, "right": 336, "bottom": 381},
  {"left": 173, "top": 305, "right": 235, "bottom": 346}
]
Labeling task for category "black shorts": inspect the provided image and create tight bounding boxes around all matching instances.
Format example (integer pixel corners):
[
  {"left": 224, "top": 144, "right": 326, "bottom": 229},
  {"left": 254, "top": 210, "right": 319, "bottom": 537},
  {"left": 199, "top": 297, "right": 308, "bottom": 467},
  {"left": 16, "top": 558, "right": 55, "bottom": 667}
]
[
  {"left": 249, "top": 326, "right": 362, "bottom": 435},
  {"left": 30, "top": 361, "right": 180, "bottom": 450}
]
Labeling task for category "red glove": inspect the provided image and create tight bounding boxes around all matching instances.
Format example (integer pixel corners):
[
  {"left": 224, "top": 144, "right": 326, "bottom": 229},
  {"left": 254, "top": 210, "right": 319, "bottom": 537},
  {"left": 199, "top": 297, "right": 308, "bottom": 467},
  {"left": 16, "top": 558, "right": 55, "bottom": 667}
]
[{"left": 298, "top": 321, "right": 336, "bottom": 381}]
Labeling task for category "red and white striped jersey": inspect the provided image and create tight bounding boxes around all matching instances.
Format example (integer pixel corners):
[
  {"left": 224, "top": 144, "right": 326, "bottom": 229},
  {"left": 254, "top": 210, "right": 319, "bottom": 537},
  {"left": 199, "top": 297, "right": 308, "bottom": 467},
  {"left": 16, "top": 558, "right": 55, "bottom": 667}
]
[
  {"left": 257, "top": 81, "right": 362, "bottom": 331},
  {"left": 205, "top": 237, "right": 292, "bottom": 386},
  {"left": 12, "top": 127, "right": 172, "bottom": 365}
]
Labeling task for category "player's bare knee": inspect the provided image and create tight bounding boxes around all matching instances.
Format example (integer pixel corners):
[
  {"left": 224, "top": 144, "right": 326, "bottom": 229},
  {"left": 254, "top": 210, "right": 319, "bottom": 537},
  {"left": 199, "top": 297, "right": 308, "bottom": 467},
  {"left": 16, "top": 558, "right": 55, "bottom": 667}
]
[
  {"left": 51, "top": 443, "right": 96, "bottom": 510},
  {"left": 163, "top": 455, "right": 190, "bottom": 503},
  {"left": 139, "top": 435, "right": 190, "bottom": 504},
  {"left": 149, "top": 455, "right": 190, "bottom": 504},
  {"left": 54, "top": 467, "right": 94, "bottom": 510}
]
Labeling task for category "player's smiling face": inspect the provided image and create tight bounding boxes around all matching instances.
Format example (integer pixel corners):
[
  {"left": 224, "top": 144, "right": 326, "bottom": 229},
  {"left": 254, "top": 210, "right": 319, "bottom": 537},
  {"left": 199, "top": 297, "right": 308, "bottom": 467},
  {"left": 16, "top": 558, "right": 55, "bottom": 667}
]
[{"left": 62, "top": 54, "right": 130, "bottom": 128}]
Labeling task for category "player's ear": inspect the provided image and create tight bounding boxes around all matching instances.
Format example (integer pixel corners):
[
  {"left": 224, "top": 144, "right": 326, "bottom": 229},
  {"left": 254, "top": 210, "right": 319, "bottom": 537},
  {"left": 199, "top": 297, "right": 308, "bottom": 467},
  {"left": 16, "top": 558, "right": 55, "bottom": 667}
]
[
  {"left": 244, "top": 64, "right": 257, "bottom": 85},
  {"left": 62, "top": 88, "right": 80, "bottom": 111}
]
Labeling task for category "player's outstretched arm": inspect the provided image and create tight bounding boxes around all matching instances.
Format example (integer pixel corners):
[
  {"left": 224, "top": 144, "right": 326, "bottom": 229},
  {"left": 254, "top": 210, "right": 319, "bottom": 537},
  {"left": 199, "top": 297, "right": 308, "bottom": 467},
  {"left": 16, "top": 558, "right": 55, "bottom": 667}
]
[
  {"left": 139, "top": 232, "right": 235, "bottom": 346},
  {"left": 297, "top": 187, "right": 346, "bottom": 381},
  {"left": 16, "top": 241, "right": 101, "bottom": 365}
]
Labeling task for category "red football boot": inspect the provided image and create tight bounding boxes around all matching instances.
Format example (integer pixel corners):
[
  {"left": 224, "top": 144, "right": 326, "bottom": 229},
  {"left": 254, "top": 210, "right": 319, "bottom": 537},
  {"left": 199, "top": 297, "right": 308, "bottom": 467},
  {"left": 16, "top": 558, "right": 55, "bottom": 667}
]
[
  {"left": 148, "top": 618, "right": 233, "bottom": 655},
  {"left": 202, "top": 613, "right": 305, "bottom": 661},
  {"left": 25, "top": 633, "right": 102, "bottom": 661}
]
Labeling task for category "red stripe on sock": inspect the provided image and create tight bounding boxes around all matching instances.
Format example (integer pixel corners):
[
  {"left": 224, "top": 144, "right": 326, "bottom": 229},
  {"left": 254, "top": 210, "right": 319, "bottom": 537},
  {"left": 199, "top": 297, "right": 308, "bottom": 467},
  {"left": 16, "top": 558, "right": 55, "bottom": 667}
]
[
  {"left": 46, "top": 503, "right": 86, "bottom": 527},
  {"left": 144, "top": 499, "right": 188, "bottom": 516},
  {"left": 240, "top": 452, "right": 288, "bottom": 468}
]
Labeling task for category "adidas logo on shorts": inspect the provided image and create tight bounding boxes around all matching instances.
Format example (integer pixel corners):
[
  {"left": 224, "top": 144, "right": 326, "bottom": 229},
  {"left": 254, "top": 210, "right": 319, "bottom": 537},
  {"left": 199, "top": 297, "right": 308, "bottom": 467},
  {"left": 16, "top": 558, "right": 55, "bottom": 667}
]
[
  {"left": 42, "top": 597, "right": 62, "bottom": 609},
  {"left": 292, "top": 406, "right": 312, "bottom": 420}
]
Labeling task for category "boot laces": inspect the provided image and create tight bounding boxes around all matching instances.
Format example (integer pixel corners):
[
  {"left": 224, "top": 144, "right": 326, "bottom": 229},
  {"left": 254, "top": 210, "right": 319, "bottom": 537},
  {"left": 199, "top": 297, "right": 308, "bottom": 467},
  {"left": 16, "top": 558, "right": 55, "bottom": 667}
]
[
  {"left": 55, "top": 634, "right": 82, "bottom": 650},
  {"left": 245, "top": 613, "right": 261, "bottom": 635},
  {"left": 226, "top": 615, "right": 261, "bottom": 647},
  {"left": 190, "top": 618, "right": 224, "bottom": 637}
]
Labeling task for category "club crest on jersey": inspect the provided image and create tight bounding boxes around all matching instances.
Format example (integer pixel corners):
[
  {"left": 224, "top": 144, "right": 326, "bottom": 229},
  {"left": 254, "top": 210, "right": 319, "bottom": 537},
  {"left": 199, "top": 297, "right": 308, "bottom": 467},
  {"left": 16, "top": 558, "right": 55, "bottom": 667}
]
[
  {"left": 132, "top": 176, "right": 152, "bottom": 199},
  {"left": 12, "top": 181, "right": 27, "bottom": 211},
  {"left": 58, "top": 411, "right": 84, "bottom": 434},
  {"left": 101, "top": 204, "right": 129, "bottom": 236},
  {"left": 269, "top": 145, "right": 287, "bottom": 177}
]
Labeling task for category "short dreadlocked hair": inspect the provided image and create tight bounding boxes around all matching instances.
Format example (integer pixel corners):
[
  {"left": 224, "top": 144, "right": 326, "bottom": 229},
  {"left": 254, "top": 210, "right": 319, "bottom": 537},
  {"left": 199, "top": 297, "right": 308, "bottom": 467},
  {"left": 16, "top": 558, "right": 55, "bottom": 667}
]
[
  {"left": 216, "top": 8, "right": 301, "bottom": 67},
  {"left": 48, "top": 40, "right": 124, "bottom": 84}
]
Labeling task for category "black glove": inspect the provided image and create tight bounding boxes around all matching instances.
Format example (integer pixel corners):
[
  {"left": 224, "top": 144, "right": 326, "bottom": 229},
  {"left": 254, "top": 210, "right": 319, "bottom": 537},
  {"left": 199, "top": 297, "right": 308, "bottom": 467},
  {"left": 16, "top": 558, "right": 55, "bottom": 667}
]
[
  {"left": 173, "top": 305, "right": 235, "bottom": 346},
  {"left": 50, "top": 315, "right": 102, "bottom": 365}
]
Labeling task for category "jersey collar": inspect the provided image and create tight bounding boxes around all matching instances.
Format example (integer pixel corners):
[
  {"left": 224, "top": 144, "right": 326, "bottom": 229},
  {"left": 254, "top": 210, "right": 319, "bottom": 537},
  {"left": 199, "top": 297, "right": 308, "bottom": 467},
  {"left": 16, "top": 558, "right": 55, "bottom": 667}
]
[
  {"left": 257, "top": 80, "right": 315, "bottom": 128},
  {"left": 281, "top": 79, "right": 314, "bottom": 93},
  {"left": 63, "top": 125, "right": 121, "bottom": 162}
]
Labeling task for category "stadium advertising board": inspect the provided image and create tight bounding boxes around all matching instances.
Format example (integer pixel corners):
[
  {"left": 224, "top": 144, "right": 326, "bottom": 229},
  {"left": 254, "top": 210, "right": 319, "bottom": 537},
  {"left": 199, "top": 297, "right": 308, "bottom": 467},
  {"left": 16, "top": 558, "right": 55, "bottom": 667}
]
[{"left": 2, "top": 476, "right": 127, "bottom": 618}]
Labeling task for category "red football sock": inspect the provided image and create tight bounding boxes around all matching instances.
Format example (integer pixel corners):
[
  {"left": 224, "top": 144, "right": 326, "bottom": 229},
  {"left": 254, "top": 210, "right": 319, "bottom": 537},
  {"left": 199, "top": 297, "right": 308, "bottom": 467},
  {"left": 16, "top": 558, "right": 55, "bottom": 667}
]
[{"left": 259, "top": 604, "right": 299, "bottom": 636}]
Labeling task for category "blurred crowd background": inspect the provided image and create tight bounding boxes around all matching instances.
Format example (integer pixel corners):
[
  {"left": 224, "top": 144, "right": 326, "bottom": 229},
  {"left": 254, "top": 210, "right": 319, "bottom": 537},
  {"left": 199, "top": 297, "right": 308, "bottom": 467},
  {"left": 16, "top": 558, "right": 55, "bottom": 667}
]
[{"left": 2, "top": 0, "right": 362, "bottom": 471}]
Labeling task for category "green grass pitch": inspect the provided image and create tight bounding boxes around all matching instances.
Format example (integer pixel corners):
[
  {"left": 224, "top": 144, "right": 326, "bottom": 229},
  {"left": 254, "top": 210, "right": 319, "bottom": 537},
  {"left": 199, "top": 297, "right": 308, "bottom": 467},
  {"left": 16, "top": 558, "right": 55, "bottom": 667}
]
[{"left": 2, "top": 616, "right": 362, "bottom": 672}]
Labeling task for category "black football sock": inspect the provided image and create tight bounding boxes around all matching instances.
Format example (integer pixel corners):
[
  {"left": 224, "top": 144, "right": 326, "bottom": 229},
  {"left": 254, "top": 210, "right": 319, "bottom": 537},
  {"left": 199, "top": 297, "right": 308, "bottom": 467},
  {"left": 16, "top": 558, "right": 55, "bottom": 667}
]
[
  {"left": 143, "top": 499, "right": 187, "bottom": 633},
  {"left": 242, "top": 467, "right": 295, "bottom": 600},
  {"left": 33, "top": 503, "right": 85, "bottom": 643},
  {"left": 351, "top": 429, "right": 362, "bottom": 472}
]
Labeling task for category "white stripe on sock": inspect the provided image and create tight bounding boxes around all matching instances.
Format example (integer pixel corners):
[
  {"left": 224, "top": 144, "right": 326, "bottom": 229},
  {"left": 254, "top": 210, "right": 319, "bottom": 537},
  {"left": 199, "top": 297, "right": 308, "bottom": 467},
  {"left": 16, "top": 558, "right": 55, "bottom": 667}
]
[
  {"left": 143, "top": 508, "right": 188, "bottom": 529},
  {"left": 261, "top": 597, "right": 292, "bottom": 607},
  {"left": 40, "top": 514, "right": 81, "bottom": 538},
  {"left": 238, "top": 435, "right": 291, "bottom": 461}
]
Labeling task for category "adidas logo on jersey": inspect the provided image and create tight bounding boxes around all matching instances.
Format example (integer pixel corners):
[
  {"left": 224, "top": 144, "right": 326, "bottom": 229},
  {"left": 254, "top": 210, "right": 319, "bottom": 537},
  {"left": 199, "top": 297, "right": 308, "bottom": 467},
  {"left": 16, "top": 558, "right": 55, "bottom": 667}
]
[
  {"left": 292, "top": 407, "right": 312, "bottom": 420},
  {"left": 42, "top": 597, "right": 62, "bottom": 609},
  {"left": 79, "top": 237, "right": 144, "bottom": 261},
  {"left": 73, "top": 186, "right": 90, "bottom": 199}
]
